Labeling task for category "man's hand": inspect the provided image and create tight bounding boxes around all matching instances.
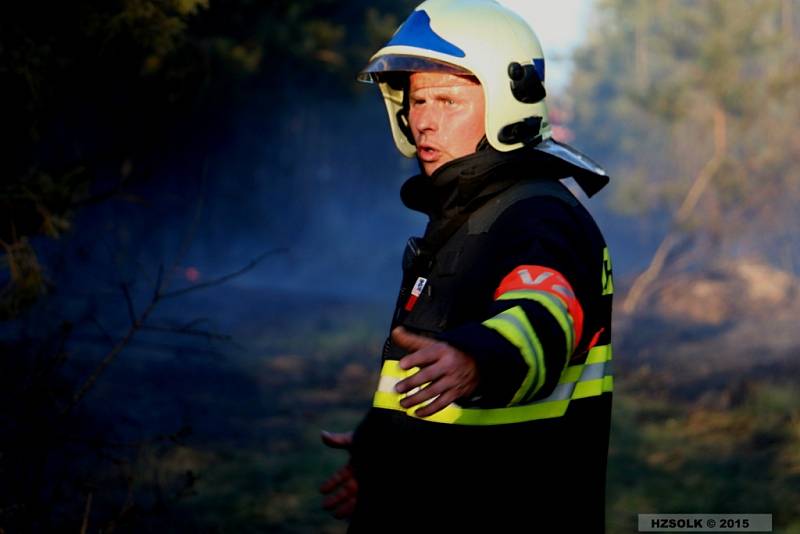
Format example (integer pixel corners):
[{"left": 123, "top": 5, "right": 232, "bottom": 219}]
[
  {"left": 319, "top": 431, "right": 357, "bottom": 520},
  {"left": 392, "top": 326, "right": 479, "bottom": 418}
]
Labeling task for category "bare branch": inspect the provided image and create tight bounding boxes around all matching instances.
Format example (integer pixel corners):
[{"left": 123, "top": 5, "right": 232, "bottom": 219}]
[
  {"left": 121, "top": 283, "right": 136, "bottom": 327},
  {"left": 63, "top": 250, "right": 281, "bottom": 414},
  {"left": 62, "top": 296, "right": 159, "bottom": 416},
  {"left": 160, "top": 248, "right": 288, "bottom": 300},
  {"left": 89, "top": 317, "right": 115, "bottom": 348},
  {"left": 623, "top": 106, "right": 728, "bottom": 313},
  {"left": 141, "top": 324, "right": 232, "bottom": 341},
  {"left": 153, "top": 164, "right": 208, "bottom": 298},
  {"left": 154, "top": 263, "right": 164, "bottom": 299},
  {"left": 80, "top": 492, "right": 92, "bottom": 534},
  {"left": 180, "top": 317, "right": 209, "bottom": 330}
]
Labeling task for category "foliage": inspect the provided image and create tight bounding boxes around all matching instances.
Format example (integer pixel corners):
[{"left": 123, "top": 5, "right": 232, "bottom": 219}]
[
  {"left": 0, "top": 1, "right": 413, "bottom": 530},
  {"left": 608, "top": 381, "right": 800, "bottom": 533},
  {"left": 568, "top": 0, "right": 800, "bottom": 275},
  {"left": 0, "top": 0, "right": 413, "bottom": 318}
]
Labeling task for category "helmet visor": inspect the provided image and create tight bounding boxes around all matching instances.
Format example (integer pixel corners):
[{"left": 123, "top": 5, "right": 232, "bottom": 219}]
[{"left": 358, "top": 54, "right": 471, "bottom": 84}]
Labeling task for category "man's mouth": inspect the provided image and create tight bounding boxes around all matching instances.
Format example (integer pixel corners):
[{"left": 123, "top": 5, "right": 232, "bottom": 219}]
[{"left": 417, "top": 145, "right": 440, "bottom": 162}]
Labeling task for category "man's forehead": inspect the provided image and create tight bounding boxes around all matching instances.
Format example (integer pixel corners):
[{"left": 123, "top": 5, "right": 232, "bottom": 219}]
[{"left": 408, "top": 72, "right": 481, "bottom": 91}]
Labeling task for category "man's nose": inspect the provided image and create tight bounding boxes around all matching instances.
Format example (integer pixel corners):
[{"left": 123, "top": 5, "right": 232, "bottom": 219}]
[{"left": 412, "top": 105, "right": 439, "bottom": 133}]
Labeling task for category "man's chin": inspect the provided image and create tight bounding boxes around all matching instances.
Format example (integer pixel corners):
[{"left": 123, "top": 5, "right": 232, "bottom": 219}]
[{"left": 420, "top": 159, "right": 444, "bottom": 176}]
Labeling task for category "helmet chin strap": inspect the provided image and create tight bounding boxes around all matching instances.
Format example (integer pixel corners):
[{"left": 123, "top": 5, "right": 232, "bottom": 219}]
[
  {"left": 475, "top": 136, "right": 491, "bottom": 152},
  {"left": 396, "top": 108, "right": 415, "bottom": 146},
  {"left": 397, "top": 81, "right": 415, "bottom": 146},
  {"left": 498, "top": 116, "right": 543, "bottom": 146}
]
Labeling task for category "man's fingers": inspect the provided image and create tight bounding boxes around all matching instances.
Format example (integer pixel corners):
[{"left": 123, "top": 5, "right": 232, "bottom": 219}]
[
  {"left": 391, "top": 326, "right": 437, "bottom": 353},
  {"left": 413, "top": 389, "right": 457, "bottom": 418},
  {"left": 321, "top": 430, "right": 353, "bottom": 449},
  {"left": 319, "top": 464, "right": 352, "bottom": 494},
  {"left": 395, "top": 363, "right": 443, "bottom": 394},
  {"left": 333, "top": 497, "right": 357, "bottom": 519},
  {"left": 399, "top": 383, "right": 442, "bottom": 410},
  {"left": 323, "top": 476, "right": 358, "bottom": 520},
  {"left": 323, "top": 477, "right": 358, "bottom": 509},
  {"left": 398, "top": 342, "right": 446, "bottom": 371},
  {"left": 398, "top": 370, "right": 453, "bottom": 407}
]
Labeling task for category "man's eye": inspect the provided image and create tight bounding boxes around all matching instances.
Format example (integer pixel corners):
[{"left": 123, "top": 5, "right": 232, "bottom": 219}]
[{"left": 445, "top": 99, "right": 455, "bottom": 105}]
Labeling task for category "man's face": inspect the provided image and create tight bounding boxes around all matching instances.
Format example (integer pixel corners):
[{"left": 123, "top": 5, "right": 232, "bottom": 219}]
[{"left": 407, "top": 72, "right": 486, "bottom": 176}]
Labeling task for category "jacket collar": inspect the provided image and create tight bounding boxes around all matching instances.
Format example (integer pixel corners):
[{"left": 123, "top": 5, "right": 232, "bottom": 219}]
[{"left": 400, "top": 144, "right": 572, "bottom": 221}]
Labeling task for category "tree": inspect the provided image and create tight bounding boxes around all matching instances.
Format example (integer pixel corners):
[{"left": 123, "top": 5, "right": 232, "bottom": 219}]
[
  {"left": 567, "top": 0, "right": 800, "bottom": 311},
  {"left": 0, "top": 1, "right": 415, "bottom": 530},
  {"left": 0, "top": 0, "right": 412, "bottom": 318}
]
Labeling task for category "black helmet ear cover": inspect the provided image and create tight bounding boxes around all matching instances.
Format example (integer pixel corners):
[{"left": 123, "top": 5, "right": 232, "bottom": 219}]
[
  {"left": 507, "top": 62, "right": 546, "bottom": 104},
  {"left": 382, "top": 71, "right": 408, "bottom": 91}
]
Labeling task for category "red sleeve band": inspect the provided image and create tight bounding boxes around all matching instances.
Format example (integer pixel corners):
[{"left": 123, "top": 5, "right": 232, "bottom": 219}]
[{"left": 494, "top": 265, "right": 584, "bottom": 347}]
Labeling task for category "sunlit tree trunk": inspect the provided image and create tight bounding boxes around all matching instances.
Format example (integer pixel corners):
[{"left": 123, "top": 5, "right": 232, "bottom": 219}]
[{"left": 623, "top": 105, "right": 727, "bottom": 313}]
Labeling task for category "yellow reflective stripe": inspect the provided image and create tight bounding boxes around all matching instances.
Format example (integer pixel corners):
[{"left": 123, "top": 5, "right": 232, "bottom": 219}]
[
  {"left": 572, "top": 375, "right": 613, "bottom": 398},
  {"left": 371, "top": 345, "right": 613, "bottom": 425},
  {"left": 376, "top": 363, "right": 419, "bottom": 390},
  {"left": 585, "top": 343, "right": 612, "bottom": 364},
  {"left": 496, "top": 289, "right": 575, "bottom": 356},
  {"left": 450, "top": 400, "right": 570, "bottom": 424},
  {"left": 380, "top": 364, "right": 411, "bottom": 379},
  {"left": 603, "top": 375, "right": 614, "bottom": 393},
  {"left": 602, "top": 247, "right": 614, "bottom": 296},
  {"left": 572, "top": 378, "right": 604, "bottom": 399},
  {"left": 373, "top": 390, "right": 403, "bottom": 410},
  {"left": 560, "top": 365, "right": 583, "bottom": 383},
  {"left": 482, "top": 305, "right": 545, "bottom": 404},
  {"left": 374, "top": 388, "right": 569, "bottom": 423}
]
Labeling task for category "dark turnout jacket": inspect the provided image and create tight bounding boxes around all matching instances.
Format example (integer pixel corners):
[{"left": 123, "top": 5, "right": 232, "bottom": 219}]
[{"left": 349, "top": 144, "right": 614, "bottom": 533}]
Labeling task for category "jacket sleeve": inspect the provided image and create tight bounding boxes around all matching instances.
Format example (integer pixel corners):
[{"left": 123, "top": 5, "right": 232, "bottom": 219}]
[{"left": 437, "top": 196, "right": 595, "bottom": 407}]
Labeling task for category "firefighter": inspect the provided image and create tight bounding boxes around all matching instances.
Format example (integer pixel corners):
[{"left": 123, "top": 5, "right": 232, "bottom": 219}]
[{"left": 321, "top": 0, "right": 614, "bottom": 531}]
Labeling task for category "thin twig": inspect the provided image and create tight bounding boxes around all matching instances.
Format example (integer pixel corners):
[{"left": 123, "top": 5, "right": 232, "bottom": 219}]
[
  {"left": 79, "top": 492, "right": 92, "bottom": 534},
  {"left": 121, "top": 283, "right": 136, "bottom": 327},
  {"left": 160, "top": 248, "right": 287, "bottom": 300},
  {"left": 61, "top": 297, "right": 159, "bottom": 416},
  {"left": 62, "top": 251, "right": 279, "bottom": 415},
  {"left": 141, "top": 324, "right": 232, "bottom": 341},
  {"left": 89, "top": 317, "right": 115, "bottom": 348},
  {"left": 179, "top": 317, "right": 209, "bottom": 330},
  {"left": 154, "top": 163, "right": 208, "bottom": 298},
  {"left": 154, "top": 264, "right": 164, "bottom": 300}
]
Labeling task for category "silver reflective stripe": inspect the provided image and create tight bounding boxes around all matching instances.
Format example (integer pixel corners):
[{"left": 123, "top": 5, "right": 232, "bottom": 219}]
[
  {"left": 496, "top": 310, "right": 542, "bottom": 392},
  {"left": 528, "top": 360, "right": 608, "bottom": 403},
  {"left": 377, "top": 375, "right": 400, "bottom": 393},
  {"left": 534, "top": 138, "right": 608, "bottom": 177},
  {"left": 519, "top": 269, "right": 535, "bottom": 285},
  {"left": 579, "top": 361, "right": 606, "bottom": 381},
  {"left": 532, "top": 271, "right": 553, "bottom": 285},
  {"left": 532, "top": 381, "right": 575, "bottom": 402},
  {"left": 372, "top": 343, "right": 613, "bottom": 425},
  {"left": 551, "top": 283, "right": 575, "bottom": 300}
]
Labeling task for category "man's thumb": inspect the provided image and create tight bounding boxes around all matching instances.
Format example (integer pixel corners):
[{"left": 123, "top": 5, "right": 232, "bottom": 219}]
[
  {"left": 391, "top": 326, "right": 436, "bottom": 352},
  {"left": 321, "top": 430, "right": 353, "bottom": 449}
]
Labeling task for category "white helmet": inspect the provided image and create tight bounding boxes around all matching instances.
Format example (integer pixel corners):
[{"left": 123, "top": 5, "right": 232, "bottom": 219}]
[{"left": 359, "top": 0, "right": 609, "bottom": 195}]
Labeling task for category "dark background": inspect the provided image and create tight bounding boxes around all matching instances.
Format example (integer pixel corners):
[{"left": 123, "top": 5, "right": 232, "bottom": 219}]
[{"left": 1, "top": 1, "right": 799, "bottom": 532}]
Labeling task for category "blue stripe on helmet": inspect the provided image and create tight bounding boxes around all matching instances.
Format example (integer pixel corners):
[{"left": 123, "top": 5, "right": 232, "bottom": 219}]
[
  {"left": 386, "top": 10, "right": 465, "bottom": 58},
  {"left": 533, "top": 58, "right": 545, "bottom": 82}
]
